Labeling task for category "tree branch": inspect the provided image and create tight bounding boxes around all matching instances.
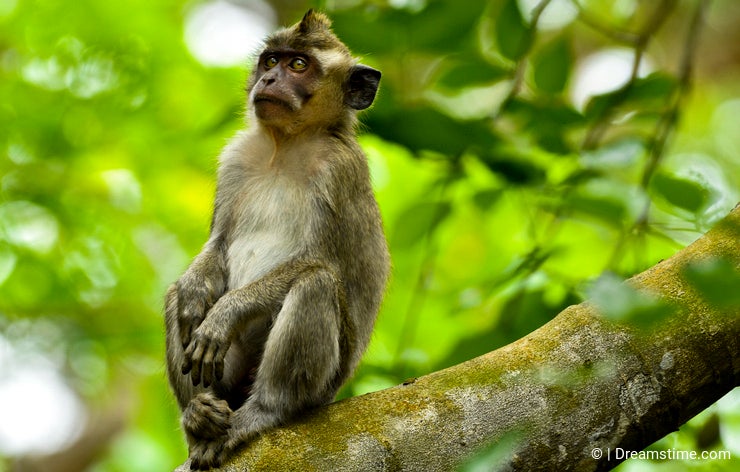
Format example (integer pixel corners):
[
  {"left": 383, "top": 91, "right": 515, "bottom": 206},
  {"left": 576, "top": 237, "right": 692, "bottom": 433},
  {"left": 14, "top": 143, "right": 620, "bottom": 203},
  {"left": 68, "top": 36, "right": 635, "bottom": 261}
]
[{"left": 177, "top": 205, "right": 740, "bottom": 471}]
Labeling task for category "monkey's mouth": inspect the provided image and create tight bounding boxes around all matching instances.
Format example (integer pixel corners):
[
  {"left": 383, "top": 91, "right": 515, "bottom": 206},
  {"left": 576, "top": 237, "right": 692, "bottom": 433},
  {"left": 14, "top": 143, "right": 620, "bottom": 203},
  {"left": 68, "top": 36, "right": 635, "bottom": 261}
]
[{"left": 253, "top": 94, "right": 295, "bottom": 111}]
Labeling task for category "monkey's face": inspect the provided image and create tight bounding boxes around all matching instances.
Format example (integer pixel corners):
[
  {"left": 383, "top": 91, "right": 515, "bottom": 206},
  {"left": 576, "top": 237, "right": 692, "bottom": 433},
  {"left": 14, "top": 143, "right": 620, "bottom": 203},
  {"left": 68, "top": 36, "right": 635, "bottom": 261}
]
[
  {"left": 248, "top": 49, "right": 343, "bottom": 130},
  {"left": 251, "top": 50, "right": 313, "bottom": 116},
  {"left": 245, "top": 10, "right": 380, "bottom": 135}
]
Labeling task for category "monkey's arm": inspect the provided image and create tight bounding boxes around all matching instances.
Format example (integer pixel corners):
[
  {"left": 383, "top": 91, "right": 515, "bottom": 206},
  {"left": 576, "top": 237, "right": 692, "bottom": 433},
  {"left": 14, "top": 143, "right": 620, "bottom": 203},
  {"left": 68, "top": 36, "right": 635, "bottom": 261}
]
[
  {"left": 182, "top": 259, "right": 328, "bottom": 387},
  {"left": 167, "top": 237, "right": 228, "bottom": 349}
]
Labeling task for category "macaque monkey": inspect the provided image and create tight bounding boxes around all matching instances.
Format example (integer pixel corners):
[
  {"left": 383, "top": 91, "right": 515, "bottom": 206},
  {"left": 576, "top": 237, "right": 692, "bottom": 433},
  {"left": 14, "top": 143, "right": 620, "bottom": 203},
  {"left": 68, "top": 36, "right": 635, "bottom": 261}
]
[{"left": 164, "top": 10, "right": 389, "bottom": 470}]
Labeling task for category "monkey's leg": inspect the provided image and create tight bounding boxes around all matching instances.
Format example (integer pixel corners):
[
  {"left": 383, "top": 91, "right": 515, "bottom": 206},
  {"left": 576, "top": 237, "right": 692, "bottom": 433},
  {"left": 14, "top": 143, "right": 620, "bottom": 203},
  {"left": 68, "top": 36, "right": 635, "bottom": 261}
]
[
  {"left": 182, "top": 259, "right": 327, "bottom": 388},
  {"left": 165, "top": 284, "right": 199, "bottom": 410},
  {"left": 226, "top": 267, "right": 344, "bottom": 450}
]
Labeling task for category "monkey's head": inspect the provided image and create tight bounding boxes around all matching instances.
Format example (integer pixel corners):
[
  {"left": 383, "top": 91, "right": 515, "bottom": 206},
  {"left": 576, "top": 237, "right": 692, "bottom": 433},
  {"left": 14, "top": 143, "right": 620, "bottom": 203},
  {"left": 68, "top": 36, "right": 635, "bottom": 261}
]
[{"left": 246, "top": 10, "right": 381, "bottom": 134}]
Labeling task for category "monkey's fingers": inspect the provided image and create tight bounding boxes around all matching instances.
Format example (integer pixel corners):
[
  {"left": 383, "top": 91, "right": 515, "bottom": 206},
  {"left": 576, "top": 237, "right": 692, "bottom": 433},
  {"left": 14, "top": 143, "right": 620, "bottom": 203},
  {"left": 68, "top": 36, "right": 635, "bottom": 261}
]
[
  {"left": 181, "top": 358, "right": 192, "bottom": 376},
  {"left": 179, "top": 299, "right": 206, "bottom": 348},
  {"left": 214, "top": 350, "right": 225, "bottom": 381},
  {"left": 202, "top": 342, "right": 229, "bottom": 387},
  {"left": 183, "top": 342, "right": 205, "bottom": 386},
  {"left": 201, "top": 345, "right": 217, "bottom": 388},
  {"left": 178, "top": 316, "right": 194, "bottom": 349},
  {"left": 181, "top": 340, "right": 195, "bottom": 374}
]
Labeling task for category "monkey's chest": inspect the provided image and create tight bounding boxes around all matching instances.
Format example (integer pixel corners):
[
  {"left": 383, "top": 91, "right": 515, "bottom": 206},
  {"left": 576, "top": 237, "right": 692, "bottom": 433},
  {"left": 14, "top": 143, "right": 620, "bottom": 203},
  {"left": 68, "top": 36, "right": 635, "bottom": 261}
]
[{"left": 226, "top": 176, "right": 313, "bottom": 290}]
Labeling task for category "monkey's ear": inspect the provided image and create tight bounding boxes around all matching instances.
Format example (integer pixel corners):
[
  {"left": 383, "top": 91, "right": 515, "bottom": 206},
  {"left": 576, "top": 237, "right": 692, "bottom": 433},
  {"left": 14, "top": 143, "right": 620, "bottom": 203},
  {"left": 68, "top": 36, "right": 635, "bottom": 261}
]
[{"left": 346, "top": 64, "right": 381, "bottom": 110}]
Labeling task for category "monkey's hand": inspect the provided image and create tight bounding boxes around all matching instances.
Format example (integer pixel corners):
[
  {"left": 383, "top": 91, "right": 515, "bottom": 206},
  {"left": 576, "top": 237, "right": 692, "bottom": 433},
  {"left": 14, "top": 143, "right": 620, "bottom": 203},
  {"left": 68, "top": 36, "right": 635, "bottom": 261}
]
[{"left": 181, "top": 303, "right": 233, "bottom": 387}]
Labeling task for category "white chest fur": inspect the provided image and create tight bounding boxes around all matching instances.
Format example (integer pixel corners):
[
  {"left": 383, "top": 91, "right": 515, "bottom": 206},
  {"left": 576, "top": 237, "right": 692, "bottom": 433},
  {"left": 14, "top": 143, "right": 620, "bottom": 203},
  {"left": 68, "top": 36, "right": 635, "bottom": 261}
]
[{"left": 226, "top": 170, "right": 313, "bottom": 290}]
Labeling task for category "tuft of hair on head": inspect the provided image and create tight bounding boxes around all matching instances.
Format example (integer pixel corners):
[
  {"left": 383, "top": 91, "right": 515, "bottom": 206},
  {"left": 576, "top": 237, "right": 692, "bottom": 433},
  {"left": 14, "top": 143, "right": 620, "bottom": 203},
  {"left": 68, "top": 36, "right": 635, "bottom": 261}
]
[
  {"left": 298, "top": 9, "right": 332, "bottom": 34},
  {"left": 265, "top": 9, "right": 349, "bottom": 54}
]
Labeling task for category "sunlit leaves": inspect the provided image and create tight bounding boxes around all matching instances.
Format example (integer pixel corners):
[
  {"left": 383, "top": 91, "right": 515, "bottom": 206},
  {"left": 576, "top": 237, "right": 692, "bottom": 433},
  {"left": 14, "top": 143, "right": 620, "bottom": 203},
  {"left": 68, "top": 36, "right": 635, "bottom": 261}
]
[{"left": 0, "top": 201, "right": 59, "bottom": 254}]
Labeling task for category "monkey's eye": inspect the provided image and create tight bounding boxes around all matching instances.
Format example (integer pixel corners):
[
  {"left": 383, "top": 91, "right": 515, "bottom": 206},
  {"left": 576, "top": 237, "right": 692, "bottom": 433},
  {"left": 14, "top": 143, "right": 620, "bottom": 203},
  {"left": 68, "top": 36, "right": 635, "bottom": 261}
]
[
  {"left": 264, "top": 56, "right": 279, "bottom": 69},
  {"left": 289, "top": 57, "right": 308, "bottom": 71}
]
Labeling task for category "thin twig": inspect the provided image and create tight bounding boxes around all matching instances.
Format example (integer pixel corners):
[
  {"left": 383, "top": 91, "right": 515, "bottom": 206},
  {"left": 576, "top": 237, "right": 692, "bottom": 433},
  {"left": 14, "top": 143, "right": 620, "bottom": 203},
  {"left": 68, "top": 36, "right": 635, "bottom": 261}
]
[
  {"left": 392, "top": 168, "right": 458, "bottom": 377},
  {"left": 494, "top": 0, "right": 554, "bottom": 119},
  {"left": 569, "top": 0, "right": 641, "bottom": 45},
  {"left": 579, "top": 0, "right": 677, "bottom": 150}
]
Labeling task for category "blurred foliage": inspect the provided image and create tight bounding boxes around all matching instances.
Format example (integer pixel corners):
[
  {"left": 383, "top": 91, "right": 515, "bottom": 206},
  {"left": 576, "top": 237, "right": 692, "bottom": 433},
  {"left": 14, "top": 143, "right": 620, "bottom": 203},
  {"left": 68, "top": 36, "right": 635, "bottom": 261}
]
[{"left": 1, "top": 0, "right": 739, "bottom": 470}]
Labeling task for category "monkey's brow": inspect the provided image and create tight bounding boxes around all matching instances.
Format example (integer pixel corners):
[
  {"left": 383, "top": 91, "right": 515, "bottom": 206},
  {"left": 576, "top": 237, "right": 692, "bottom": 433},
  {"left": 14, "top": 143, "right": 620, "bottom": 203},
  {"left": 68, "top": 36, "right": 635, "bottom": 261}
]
[{"left": 260, "top": 48, "right": 310, "bottom": 59}]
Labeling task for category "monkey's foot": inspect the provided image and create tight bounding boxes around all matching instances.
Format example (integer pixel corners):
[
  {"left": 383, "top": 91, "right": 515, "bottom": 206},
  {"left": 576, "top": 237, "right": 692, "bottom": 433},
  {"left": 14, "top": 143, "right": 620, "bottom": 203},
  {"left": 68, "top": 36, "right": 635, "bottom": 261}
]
[
  {"left": 222, "top": 402, "right": 280, "bottom": 455},
  {"left": 223, "top": 428, "right": 256, "bottom": 457},
  {"left": 183, "top": 392, "right": 232, "bottom": 440},
  {"left": 188, "top": 439, "right": 226, "bottom": 471}
]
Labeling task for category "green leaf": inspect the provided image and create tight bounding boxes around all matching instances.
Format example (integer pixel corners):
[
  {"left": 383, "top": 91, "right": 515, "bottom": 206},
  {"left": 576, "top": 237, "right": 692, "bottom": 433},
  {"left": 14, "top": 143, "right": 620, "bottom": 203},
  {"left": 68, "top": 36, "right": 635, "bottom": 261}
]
[
  {"left": 495, "top": 0, "right": 532, "bottom": 61},
  {"left": 533, "top": 35, "right": 572, "bottom": 94},
  {"left": 437, "top": 59, "right": 509, "bottom": 89},
  {"left": 584, "top": 90, "right": 622, "bottom": 121},
  {"left": 332, "top": 2, "right": 487, "bottom": 54},
  {"left": 683, "top": 258, "right": 740, "bottom": 310},
  {"left": 404, "top": 0, "right": 487, "bottom": 52},
  {"left": 392, "top": 201, "right": 452, "bottom": 248},
  {"left": 366, "top": 104, "right": 499, "bottom": 156},
  {"left": 565, "top": 195, "right": 627, "bottom": 228},
  {"left": 503, "top": 98, "right": 584, "bottom": 154},
  {"left": 651, "top": 172, "right": 710, "bottom": 213},
  {"left": 587, "top": 273, "right": 672, "bottom": 325},
  {"left": 584, "top": 73, "right": 677, "bottom": 120},
  {"left": 625, "top": 73, "right": 676, "bottom": 105},
  {"left": 460, "top": 430, "right": 523, "bottom": 472},
  {"left": 479, "top": 150, "right": 546, "bottom": 186},
  {"left": 472, "top": 189, "right": 504, "bottom": 210},
  {"left": 581, "top": 138, "right": 645, "bottom": 169}
]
